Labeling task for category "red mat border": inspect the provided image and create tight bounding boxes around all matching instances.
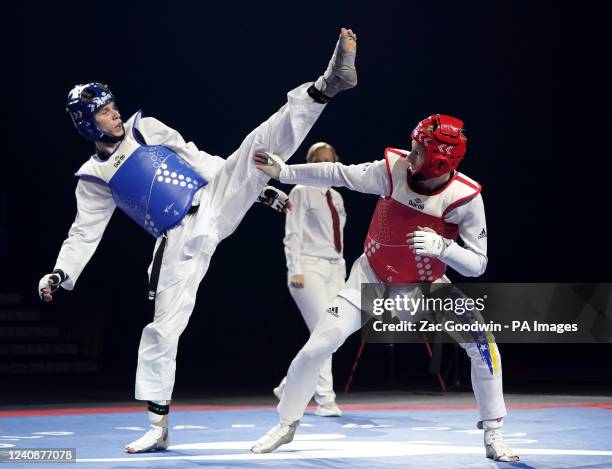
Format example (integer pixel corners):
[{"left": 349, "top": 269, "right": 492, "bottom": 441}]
[{"left": 1, "top": 402, "right": 611, "bottom": 417}]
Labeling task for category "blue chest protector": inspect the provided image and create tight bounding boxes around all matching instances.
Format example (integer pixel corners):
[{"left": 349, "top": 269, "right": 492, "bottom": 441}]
[{"left": 75, "top": 112, "right": 207, "bottom": 237}]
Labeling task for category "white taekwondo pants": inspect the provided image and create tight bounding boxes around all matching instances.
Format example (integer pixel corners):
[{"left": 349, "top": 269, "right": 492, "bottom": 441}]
[
  {"left": 134, "top": 83, "right": 326, "bottom": 401},
  {"left": 277, "top": 254, "right": 507, "bottom": 423}
]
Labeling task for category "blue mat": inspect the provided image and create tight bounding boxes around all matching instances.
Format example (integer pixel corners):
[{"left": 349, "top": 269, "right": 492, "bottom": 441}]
[{"left": 1, "top": 406, "right": 611, "bottom": 468}]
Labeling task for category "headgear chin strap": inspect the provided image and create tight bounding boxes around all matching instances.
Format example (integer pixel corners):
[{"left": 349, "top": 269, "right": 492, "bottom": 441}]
[
  {"left": 66, "top": 82, "right": 118, "bottom": 141},
  {"left": 410, "top": 114, "right": 467, "bottom": 179},
  {"left": 98, "top": 132, "right": 124, "bottom": 144}
]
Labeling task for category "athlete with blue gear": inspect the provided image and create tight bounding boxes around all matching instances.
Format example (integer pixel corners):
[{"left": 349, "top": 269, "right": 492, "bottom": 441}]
[{"left": 37, "top": 27, "right": 358, "bottom": 453}]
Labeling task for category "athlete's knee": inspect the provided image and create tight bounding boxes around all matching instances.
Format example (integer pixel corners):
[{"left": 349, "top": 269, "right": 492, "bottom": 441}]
[
  {"left": 300, "top": 328, "right": 345, "bottom": 362},
  {"left": 141, "top": 321, "right": 183, "bottom": 346}
]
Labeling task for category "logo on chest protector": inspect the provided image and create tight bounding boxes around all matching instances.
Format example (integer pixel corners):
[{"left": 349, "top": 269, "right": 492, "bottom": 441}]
[
  {"left": 164, "top": 202, "right": 175, "bottom": 214},
  {"left": 408, "top": 198, "right": 424, "bottom": 210},
  {"left": 113, "top": 153, "right": 126, "bottom": 168},
  {"left": 326, "top": 306, "right": 339, "bottom": 318}
]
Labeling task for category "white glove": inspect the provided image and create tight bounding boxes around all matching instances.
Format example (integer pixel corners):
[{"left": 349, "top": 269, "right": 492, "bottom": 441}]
[
  {"left": 253, "top": 152, "right": 285, "bottom": 180},
  {"left": 257, "top": 185, "right": 291, "bottom": 213},
  {"left": 38, "top": 270, "right": 67, "bottom": 302},
  {"left": 408, "top": 230, "right": 452, "bottom": 257}
]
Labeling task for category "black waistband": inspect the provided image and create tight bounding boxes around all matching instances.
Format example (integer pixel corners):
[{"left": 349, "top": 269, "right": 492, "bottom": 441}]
[{"left": 147, "top": 204, "right": 199, "bottom": 302}]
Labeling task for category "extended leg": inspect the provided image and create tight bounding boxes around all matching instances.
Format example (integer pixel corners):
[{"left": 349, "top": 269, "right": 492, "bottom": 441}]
[
  {"left": 208, "top": 30, "right": 357, "bottom": 239},
  {"left": 252, "top": 295, "right": 361, "bottom": 453},
  {"left": 207, "top": 82, "right": 326, "bottom": 240},
  {"left": 282, "top": 268, "right": 338, "bottom": 408}
]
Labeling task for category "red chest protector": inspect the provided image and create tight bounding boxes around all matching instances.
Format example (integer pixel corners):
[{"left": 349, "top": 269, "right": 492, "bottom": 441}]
[{"left": 365, "top": 148, "right": 481, "bottom": 285}]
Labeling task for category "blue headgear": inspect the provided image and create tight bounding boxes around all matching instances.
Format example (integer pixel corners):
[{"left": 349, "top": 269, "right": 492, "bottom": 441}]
[{"left": 66, "top": 82, "right": 116, "bottom": 141}]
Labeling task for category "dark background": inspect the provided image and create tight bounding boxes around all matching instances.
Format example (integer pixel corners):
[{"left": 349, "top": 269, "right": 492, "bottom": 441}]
[{"left": 4, "top": 1, "right": 610, "bottom": 405}]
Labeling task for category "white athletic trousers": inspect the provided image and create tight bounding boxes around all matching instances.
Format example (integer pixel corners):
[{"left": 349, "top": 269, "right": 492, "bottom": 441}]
[
  {"left": 134, "top": 83, "right": 326, "bottom": 401},
  {"left": 277, "top": 256, "right": 346, "bottom": 405},
  {"left": 278, "top": 254, "right": 507, "bottom": 423}
]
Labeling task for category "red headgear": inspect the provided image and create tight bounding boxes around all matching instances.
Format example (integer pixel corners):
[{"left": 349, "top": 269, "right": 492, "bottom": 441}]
[{"left": 410, "top": 114, "right": 467, "bottom": 178}]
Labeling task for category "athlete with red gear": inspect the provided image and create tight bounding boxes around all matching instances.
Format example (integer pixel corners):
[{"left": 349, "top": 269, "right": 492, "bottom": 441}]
[{"left": 250, "top": 114, "right": 519, "bottom": 462}]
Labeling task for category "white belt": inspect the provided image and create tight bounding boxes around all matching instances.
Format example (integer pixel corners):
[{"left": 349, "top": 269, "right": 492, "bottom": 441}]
[
  {"left": 327, "top": 258, "right": 344, "bottom": 264},
  {"left": 301, "top": 255, "right": 344, "bottom": 264}
]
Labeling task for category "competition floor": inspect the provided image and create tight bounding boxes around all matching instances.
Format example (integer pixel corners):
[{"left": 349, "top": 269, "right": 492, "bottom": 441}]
[{"left": 1, "top": 391, "right": 611, "bottom": 468}]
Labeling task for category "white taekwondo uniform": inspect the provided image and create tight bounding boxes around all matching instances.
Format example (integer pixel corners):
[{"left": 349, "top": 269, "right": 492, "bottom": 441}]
[
  {"left": 53, "top": 83, "right": 326, "bottom": 401},
  {"left": 272, "top": 152, "right": 506, "bottom": 424}
]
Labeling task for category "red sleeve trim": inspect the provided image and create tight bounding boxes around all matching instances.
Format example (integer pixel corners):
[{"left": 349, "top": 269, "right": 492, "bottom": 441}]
[
  {"left": 442, "top": 176, "right": 482, "bottom": 218},
  {"left": 454, "top": 174, "right": 481, "bottom": 192}
]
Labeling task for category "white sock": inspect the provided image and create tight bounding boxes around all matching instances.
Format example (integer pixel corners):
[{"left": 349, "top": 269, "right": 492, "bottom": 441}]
[{"left": 483, "top": 418, "right": 503, "bottom": 431}]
